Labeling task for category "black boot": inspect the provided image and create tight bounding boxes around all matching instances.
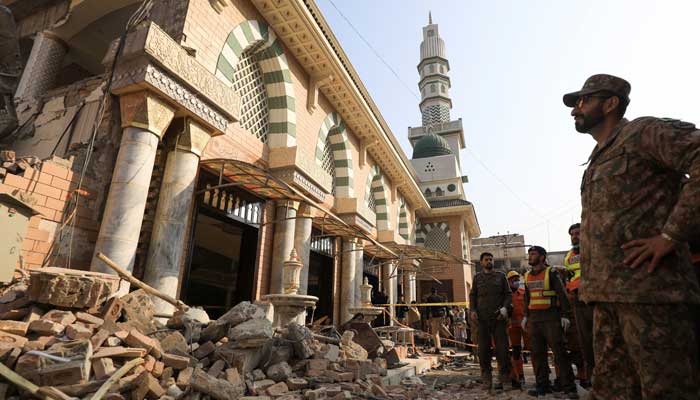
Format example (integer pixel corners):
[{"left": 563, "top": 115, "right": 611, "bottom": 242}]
[{"left": 527, "top": 387, "right": 547, "bottom": 397}]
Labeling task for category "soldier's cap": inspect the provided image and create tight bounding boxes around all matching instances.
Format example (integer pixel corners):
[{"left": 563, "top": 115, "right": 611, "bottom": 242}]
[
  {"left": 563, "top": 74, "right": 631, "bottom": 107},
  {"left": 528, "top": 246, "right": 547, "bottom": 257}
]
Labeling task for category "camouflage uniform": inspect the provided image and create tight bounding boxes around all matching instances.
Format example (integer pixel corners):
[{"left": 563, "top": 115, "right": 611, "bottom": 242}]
[{"left": 566, "top": 75, "right": 700, "bottom": 399}]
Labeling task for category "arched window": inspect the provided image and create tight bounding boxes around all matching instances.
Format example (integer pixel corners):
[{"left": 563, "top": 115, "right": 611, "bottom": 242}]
[
  {"left": 440, "top": 84, "right": 445, "bottom": 93},
  {"left": 425, "top": 188, "right": 432, "bottom": 197},
  {"left": 431, "top": 84, "right": 436, "bottom": 93},
  {"left": 435, "top": 187, "right": 443, "bottom": 197},
  {"left": 429, "top": 64, "right": 435, "bottom": 73}
]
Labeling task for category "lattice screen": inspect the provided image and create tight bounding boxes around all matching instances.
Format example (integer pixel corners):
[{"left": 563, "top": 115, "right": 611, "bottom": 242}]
[
  {"left": 321, "top": 135, "right": 336, "bottom": 195},
  {"left": 424, "top": 228, "right": 450, "bottom": 253},
  {"left": 231, "top": 50, "right": 269, "bottom": 143},
  {"left": 421, "top": 104, "right": 451, "bottom": 126}
]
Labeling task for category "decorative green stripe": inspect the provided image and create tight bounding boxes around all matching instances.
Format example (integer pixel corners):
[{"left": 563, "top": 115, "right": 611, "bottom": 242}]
[
  {"left": 333, "top": 159, "right": 350, "bottom": 168},
  {"left": 376, "top": 213, "right": 388, "bottom": 219},
  {"left": 268, "top": 96, "right": 295, "bottom": 111},
  {"left": 257, "top": 41, "right": 285, "bottom": 61},
  {"left": 399, "top": 223, "right": 409, "bottom": 228},
  {"left": 226, "top": 34, "right": 243, "bottom": 58},
  {"left": 330, "top": 143, "right": 347, "bottom": 152},
  {"left": 375, "top": 199, "right": 386, "bottom": 206},
  {"left": 263, "top": 70, "right": 292, "bottom": 84},
  {"left": 259, "top": 22, "right": 269, "bottom": 42},
  {"left": 241, "top": 22, "right": 255, "bottom": 44},
  {"left": 335, "top": 177, "right": 349, "bottom": 186},
  {"left": 216, "top": 55, "right": 235, "bottom": 82},
  {"left": 269, "top": 122, "right": 296, "bottom": 137}
]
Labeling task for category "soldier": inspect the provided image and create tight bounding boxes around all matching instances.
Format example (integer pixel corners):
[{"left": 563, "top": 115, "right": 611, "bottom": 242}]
[
  {"left": 563, "top": 223, "right": 593, "bottom": 388},
  {"left": 522, "top": 246, "right": 577, "bottom": 399},
  {"left": 564, "top": 74, "right": 700, "bottom": 399},
  {"left": 469, "top": 252, "right": 513, "bottom": 391}
]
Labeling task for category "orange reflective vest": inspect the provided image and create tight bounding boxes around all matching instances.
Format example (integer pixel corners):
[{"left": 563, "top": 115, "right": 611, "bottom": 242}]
[
  {"left": 524, "top": 267, "right": 557, "bottom": 310},
  {"left": 564, "top": 249, "right": 581, "bottom": 291},
  {"left": 511, "top": 287, "right": 525, "bottom": 325}
]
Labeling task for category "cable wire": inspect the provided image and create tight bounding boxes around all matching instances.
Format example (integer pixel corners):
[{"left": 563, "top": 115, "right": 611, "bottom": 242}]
[{"left": 325, "top": 0, "right": 420, "bottom": 101}]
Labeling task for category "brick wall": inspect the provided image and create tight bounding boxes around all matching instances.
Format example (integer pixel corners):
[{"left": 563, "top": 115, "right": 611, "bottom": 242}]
[{"left": 0, "top": 157, "right": 100, "bottom": 271}]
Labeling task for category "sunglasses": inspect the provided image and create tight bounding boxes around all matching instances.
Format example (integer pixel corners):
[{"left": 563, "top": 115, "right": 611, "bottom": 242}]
[{"left": 575, "top": 94, "right": 612, "bottom": 109}]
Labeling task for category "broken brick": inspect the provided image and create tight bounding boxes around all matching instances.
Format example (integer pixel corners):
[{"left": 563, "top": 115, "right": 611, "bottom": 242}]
[
  {"left": 28, "top": 319, "right": 64, "bottom": 335},
  {"left": 162, "top": 353, "right": 191, "bottom": 370},
  {"left": 92, "top": 358, "right": 116, "bottom": 380},
  {"left": 0, "top": 320, "right": 28, "bottom": 336},
  {"left": 66, "top": 323, "right": 93, "bottom": 340}
]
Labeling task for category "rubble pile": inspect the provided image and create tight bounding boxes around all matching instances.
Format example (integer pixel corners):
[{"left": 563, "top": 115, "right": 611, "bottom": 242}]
[
  {"left": 0, "top": 150, "right": 42, "bottom": 177},
  {"left": 0, "top": 268, "right": 414, "bottom": 400}
]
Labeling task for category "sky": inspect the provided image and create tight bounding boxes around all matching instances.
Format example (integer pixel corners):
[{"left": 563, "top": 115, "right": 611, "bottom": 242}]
[{"left": 316, "top": 0, "right": 700, "bottom": 251}]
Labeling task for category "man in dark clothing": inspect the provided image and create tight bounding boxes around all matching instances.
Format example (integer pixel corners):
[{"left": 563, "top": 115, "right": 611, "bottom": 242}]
[
  {"left": 522, "top": 246, "right": 577, "bottom": 399},
  {"left": 395, "top": 294, "right": 408, "bottom": 323},
  {"left": 426, "top": 287, "right": 447, "bottom": 354},
  {"left": 469, "top": 252, "right": 513, "bottom": 390}
]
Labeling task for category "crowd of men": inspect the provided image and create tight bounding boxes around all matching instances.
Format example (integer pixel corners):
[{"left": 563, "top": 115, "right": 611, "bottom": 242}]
[{"left": 468, "top": 74, "right": 700, "bottom": 400}]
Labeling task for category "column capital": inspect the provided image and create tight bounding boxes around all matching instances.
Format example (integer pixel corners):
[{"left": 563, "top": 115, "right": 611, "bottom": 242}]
[
  {"left": 297, "top": 203, "right": 313, "bottom": 218},
  {"left": 276, "top": 200, "right": 300, "bottom": 210},
  {"left": 119, "top": 91, "right": 175, "bottom": 138},
  {"left": 174, "top": 118, "right": 213, "bottom": 157}
]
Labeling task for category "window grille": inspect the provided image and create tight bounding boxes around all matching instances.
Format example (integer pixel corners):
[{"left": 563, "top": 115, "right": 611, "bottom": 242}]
[
  {"left": 425, "top": 228, "right": 450, "bottom": 252},
  {"left": 231, "top": 50, "right": 269, "bottom": 143},
  {"left": 321, "top": 133, "right": 336, "bottom": 194},
  {"left": 367, "top": 191, "right": 377, "bottom": 212}
]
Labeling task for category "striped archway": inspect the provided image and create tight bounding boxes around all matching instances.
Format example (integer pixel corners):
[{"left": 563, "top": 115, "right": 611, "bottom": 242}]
[
  {"left": 365, "top": 164, "right": 390, "bottom": 231},
  {"left": 315, "top": 112, "right": 354, "bottom": 197},
  {"left": 215, "top": 20, "right": 296, "bottom": 148},
  {"left": 398, "top": 195, "right": 409, "bottom": 241}
]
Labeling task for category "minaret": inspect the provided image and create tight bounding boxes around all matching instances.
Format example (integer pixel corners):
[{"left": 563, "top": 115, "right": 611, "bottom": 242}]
[
  {"left": 418, "top": 12, "right": 452, "bottom": 126},
  {"left": 409, "top": 13, "right": 467, "bottom": 201}
]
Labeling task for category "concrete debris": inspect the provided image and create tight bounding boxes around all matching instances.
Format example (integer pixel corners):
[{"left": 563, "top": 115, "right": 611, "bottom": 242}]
[{"left": 0, "top": 272, "right": 420, "bottom": 400}]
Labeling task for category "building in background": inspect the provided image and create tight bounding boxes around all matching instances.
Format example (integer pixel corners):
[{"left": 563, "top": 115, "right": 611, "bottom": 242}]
[{"left": 470, "top": 233, "right": 528, "bottom": 274}]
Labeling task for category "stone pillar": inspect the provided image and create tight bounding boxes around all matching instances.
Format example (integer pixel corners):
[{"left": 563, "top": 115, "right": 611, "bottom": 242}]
[
  {"left": 382, "top": 261, "right": 397, "bottom": 326},
  {"left": 270, "top": 201, "right": 299, "bottom": 294},
  {"left": 354, "top": 241, "right": 364, "bottom": 307},
  {"left": 143, "top": 119, "right": 213, "bottom": 316},
  {"left": 402, "top": 270, "right": 411, "bottom": 301},
  {"left": 91, "top": 92, "right": 174, "bottom": 296},
  {"left": 15, "top": 32, "right": 67, "bottom": 101},
  {"left": 340, "top": 238, "right": 357, "bottom": 323},
  {"left": 409, "top": 271, "right": 417, "bottom": 303},
  {"left": 294, "top": 204, "right": 313, "bottom": 295}
]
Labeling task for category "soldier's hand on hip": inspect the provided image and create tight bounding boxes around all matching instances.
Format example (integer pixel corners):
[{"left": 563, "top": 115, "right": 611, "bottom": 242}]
[{"left": 622, "top": 234, "right": 678, "bottom": 273}]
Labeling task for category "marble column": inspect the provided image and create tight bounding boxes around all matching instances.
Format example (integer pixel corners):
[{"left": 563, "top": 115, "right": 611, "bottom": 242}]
[
  {"left": 382, "top": 261, "right": 397, "bottom": 326},
  {"left": 340, "top": 238, "right": 357, "bottom": 323},
  {"left": 270, "top": 201, "right": 299, "bottom": 294},
  {"left": 294, "top": 204, "right": 313, "bottom": 295},
  {"left": 354, "top": 241, "right": 364, "bottom": 307},
  {"left": 409, "top": 271, "right": 417, "bottom": 303},
  {"left": 143, "top": 119, "right": 213, "bottom": 316},
  {"left": 15, "top": 32, "right": 67, "bottom": 101},
  {"left": 402, "top": 270, "right": 411, "bottom": 301},
  {"left": 91, "top": 92, "right": 174, "bottom": 296}
]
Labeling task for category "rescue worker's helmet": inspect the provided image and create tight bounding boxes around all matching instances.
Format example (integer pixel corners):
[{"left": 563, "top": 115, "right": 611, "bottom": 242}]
[{"left": 506, "top": 271, "right": 520, "bottom": 280}]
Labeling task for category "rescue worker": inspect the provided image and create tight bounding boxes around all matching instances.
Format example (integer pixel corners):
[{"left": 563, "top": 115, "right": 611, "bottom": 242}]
[
  {"left": 426, "top": 287, "right": 447, "bottom": 354},
  {"left": 507, "top": 270, "right": 526, "bottom": 388},
  {"left": 564, "top": 223, "right": 593, "bottom": 388},
  {"left": 469, "top": 252, "right": 513, "bottom": 391},
  {"left": 522, "top": 246, "right": 577, "bottom": 398},
  {"left": 564, "top": 74, "right": 700, "bottom": 399}
]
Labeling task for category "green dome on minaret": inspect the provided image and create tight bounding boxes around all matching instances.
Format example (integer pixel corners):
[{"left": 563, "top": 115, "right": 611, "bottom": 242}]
[{"left": 412, "top": 133, "right": 452, "bottom": 159}]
